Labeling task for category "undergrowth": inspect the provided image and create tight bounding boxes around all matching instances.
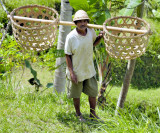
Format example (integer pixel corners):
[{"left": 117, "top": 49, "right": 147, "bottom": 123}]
[{"left": 0, "top": 72, "right": 160, "bottom": 132}]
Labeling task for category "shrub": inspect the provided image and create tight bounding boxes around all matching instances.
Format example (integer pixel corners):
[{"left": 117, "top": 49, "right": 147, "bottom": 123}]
[{"left": 0, "top": 0, "right": 61, "bottom": 27}]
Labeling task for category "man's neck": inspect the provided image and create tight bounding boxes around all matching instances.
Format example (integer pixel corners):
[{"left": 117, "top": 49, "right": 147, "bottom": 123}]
[{"left": 76, "top": 28, "right": 87, "bottom": 36}]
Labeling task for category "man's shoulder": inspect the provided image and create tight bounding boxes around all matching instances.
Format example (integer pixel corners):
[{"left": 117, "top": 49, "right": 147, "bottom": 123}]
[
  {"left": 88, "top": 28, "right": 95, "bottom": 33},
  {"left": 67, "top": 29, "right": 77, "bottom": 38}
]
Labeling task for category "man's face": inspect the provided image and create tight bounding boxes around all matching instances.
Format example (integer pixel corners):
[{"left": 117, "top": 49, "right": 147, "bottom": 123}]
[{"left": 76, "top": 19, "right": 88, "bottom": 31}]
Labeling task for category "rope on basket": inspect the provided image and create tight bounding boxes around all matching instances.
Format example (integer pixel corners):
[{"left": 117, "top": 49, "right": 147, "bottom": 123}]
[{"left": 10, "top": 5, "right": 59, "bottom": 51}]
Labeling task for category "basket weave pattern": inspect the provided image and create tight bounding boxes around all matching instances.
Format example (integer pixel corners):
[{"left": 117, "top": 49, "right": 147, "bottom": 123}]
[
  {"left": 10, "top": 5, "right": 59, "bottom": 51},
  {"left": 103, "top": 16, "right": 150, "bottom": 59}
]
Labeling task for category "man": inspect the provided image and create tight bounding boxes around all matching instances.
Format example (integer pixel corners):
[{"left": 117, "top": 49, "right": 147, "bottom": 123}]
[{"left": 65, "top": 10, "right": 103, "bottom": 122}]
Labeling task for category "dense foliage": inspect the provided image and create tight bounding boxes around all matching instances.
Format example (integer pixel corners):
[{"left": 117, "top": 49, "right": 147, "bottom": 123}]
[
  {"left": 0, "top": 0, "right": 61, "bottom": 27},
  {"left": 0, "top": 0, "right": 160, "bottom": 88},
  {"left": 0, "top": 30, "right": 65, "bottom": 84},
  {"left": 110, "top": 17, "right": 160, "bottom": 89},
  {"left": 69, "top": 0, "right": 160, "bottom": 89},
  {"left": 0, "top": 0, "right": 63, "bottom": 82}
]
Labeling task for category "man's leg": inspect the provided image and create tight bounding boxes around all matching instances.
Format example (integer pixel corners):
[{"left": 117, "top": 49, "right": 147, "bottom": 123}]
[
  {"left": 73, "top": 98, "right": 81, "bottom": 116},
  {"left": 89, "top": 96, "right": 99, "bottom": 118},
  {"left": 73, "top": 98, "right": 86, "bottom": 122}
]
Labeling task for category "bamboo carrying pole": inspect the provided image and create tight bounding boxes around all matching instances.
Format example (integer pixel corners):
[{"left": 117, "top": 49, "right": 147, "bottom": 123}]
[{"left": 8, "top": 15, "right": 148, "bottom": 34}]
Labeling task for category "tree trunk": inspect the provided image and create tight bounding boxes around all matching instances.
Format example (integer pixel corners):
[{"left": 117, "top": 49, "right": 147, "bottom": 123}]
[
  {"left": 115, "top": 0, "right": 144, "bottom": 115},
  {"left": 53, "top": 0, "right": 72, "bottom": 93},
  {"left": 115, "top": 59, "right": 136, "bottom": 114}
]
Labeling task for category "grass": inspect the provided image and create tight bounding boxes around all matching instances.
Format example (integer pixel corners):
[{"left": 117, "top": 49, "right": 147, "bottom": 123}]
[{"left": 0, "top": 66, "right": 160, "bottom": 132}]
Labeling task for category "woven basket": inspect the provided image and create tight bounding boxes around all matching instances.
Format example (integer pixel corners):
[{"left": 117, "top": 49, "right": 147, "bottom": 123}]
[
  {"left": 103, "top": 16, "right": 151, "bottom": 59},
  {"left": 10, "top": 5, "right": 59, "bottom": 51}
]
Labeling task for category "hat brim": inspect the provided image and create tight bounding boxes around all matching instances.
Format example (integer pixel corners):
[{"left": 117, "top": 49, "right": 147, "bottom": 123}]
[{"left": 73, "top": 18, "right": 90, "bottom": 22}]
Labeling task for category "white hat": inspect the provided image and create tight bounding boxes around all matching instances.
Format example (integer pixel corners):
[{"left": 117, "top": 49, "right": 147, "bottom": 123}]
[{"left": 73, "top": 10, "right": 90, "bottom": 22}]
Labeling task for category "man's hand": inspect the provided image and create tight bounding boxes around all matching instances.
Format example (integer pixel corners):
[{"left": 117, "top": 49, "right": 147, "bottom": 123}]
[
  {"left": 98, "top": 31, "right": 104, "bottom": 38},
  {"left": 93, "top": 31, "right": 104, "bottom": 47},
  {"left": 70, "top": 72, "right": 78, "bottom": 84}
]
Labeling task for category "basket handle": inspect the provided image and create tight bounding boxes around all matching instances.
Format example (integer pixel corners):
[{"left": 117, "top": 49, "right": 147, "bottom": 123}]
[{"left": 8, "top": 15, "right": 150, "bottom": 35}]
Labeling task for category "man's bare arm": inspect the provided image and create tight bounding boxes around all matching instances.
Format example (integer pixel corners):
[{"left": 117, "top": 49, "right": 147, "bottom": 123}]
[
  {"left": 65, "top": 54, "right": 78, "bottom": 84},
  {"left": 93, "top": 31, "right": 104, "bottom": 47}
]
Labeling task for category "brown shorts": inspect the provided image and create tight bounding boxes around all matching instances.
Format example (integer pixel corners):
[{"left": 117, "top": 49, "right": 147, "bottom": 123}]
[{"left": 67, "top": 76, "right": 98, "bottom": 98}]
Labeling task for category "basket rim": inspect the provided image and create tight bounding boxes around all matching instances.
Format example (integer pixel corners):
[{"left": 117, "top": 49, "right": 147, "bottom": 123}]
[
  {"left": 10, "top": 4, "right": 59, "bottom": 30},
  {"left": 103, "top": 16, "right": 151, "bottom": 39}
]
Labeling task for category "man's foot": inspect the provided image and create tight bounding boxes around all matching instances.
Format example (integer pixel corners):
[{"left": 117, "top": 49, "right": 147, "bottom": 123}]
[
  {"left": 90, "top": 114, "right": 100, "bottom": 119},
  {"left": 76, "top": 114, "right": 86, "bottom": 122}
]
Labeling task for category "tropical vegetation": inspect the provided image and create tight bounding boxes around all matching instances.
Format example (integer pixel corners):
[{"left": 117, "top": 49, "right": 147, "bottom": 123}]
[{"left": 0, "top": 0, "right": 160, "bottom": 132}]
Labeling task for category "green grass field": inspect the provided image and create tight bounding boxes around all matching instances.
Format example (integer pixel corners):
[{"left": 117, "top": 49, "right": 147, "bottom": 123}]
[{"left": 0, "top": 66, "right": 160, "bottom": 133}]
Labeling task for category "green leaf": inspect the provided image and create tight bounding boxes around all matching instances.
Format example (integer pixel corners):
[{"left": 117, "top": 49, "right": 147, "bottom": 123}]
[
  {"left": 124, "top": 0, "right": 130, "bottom": 5},
  {"left": 25, "top": 60, "right": 31, "bottom": 69},
  {"left": 54, "top": 49, "right": 65, "bottom": 58},
  {"left": 25, "top": 59, "right": 37, "bottom": 79},
  {"left": 25, "top": 60, "right": 37, "bottom": 78},
  {"left": 0, "top": 57, "right": 3, "bottom": 62},
  {"left": 152, "top": 9, "right": 160, "bottom": 18},
  {"left": 118, "top": 0, "right": 141, "bottom": 16},
  {"left": 105, "top": 9, "right": 111, "bottom": 19},
  {"left": 69, "top": 0, "right": 89, "bottom": 10},
  {"left": 127, "top": 0, "right": 141, "bottom": 8},
  {"left": 46, "top": 83, "right": 54, "bottom": 88},
  {"left": 118, "top": 8, "right": 134, "bottom": 16},
  {"left": 96, "top": 13, "right": 105, "bottom": 25},
  {"left": 0, "top": 23, "right": 4, "bottom": 28},
  {"left": 30, "top": 68, "right": 37, "bottom": 79},
  {"left": 34, "top": 78, "right": 42, "bottom": 86},
  {"left": 87, "top": 0, "right": 97, "bottom": 5},
  {"left": 155, "top": 0, "right": 160, "bottom": 2},
  {"left": 28, "top": 78, "right": 35, "bottom": 85},
  {"left": 93, "top": 10, "right": 111, "bottom": 25},
  {"left": 102, "top": 0, "right": 105, "bottom": 4},
  {"left": 28, "top": 78, "right": 42, "bottom": 87}
]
